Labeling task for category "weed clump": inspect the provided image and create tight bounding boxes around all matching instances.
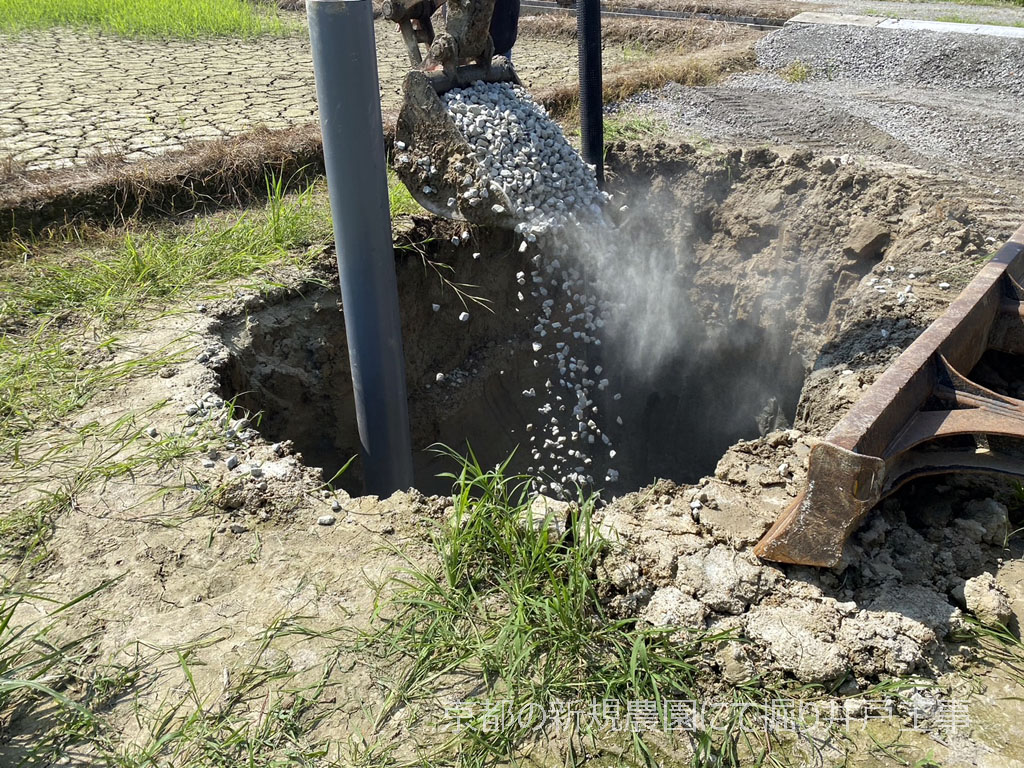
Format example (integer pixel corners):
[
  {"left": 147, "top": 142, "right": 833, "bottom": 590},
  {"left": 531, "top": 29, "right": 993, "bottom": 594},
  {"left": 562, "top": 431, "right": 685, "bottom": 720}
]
[
  {"left": 359, "top": 448, "right": 760, "bottom": 765},
  {"left": 780, "top": 59, "right": 811, "bottom": 83},
  {"left": 604, "top": 114, "right": 668, "bottom": 143}
]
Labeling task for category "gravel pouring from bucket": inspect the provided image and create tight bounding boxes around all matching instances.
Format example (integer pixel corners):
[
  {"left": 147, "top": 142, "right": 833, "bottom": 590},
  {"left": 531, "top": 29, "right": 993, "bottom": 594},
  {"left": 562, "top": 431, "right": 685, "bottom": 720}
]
[{"left": 393, "top": 63, "right": 521, "bottom": 228}]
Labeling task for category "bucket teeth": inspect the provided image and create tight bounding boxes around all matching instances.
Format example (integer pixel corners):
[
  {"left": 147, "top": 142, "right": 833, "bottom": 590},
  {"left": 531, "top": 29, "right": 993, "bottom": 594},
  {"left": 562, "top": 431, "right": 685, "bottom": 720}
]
[{"left": 756, "top": 223, "right": 1024, "bottom": 567}]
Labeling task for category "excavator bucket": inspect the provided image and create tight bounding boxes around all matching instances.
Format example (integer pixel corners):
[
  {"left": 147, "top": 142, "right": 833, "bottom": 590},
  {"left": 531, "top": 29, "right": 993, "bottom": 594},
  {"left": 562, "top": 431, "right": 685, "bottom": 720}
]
[
  {"left": 393, "top": 64, "right": 520, "bottom": 228},
  {"left": 382, "top": 0, "right": 524, "bottom": 226},
  {"left": 755, "top": 223, "right": 1024, "bottom": 567}
]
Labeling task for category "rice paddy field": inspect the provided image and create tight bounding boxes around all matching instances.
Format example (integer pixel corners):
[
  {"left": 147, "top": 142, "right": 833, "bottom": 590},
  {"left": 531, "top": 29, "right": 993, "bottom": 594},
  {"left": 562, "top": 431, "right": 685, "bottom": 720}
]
[{"left": 0, "top": 0, "right": 295, "bottom": 38}]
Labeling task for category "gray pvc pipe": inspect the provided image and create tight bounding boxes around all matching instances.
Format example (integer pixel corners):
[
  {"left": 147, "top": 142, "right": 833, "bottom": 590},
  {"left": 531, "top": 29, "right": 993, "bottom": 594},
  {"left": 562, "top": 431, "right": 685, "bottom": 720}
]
[{"left": 307, "top": 0, "right": 415, "bottom": 495}]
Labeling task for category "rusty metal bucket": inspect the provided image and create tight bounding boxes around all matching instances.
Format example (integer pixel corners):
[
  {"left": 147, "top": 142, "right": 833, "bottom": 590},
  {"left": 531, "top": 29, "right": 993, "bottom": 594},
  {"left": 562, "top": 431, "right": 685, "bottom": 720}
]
[
  {"left": 382, "top": 0, "right": 523, "bottom": 227},
  {"left": 756, "top": 223, "right": 1024, "bottom": 567}
]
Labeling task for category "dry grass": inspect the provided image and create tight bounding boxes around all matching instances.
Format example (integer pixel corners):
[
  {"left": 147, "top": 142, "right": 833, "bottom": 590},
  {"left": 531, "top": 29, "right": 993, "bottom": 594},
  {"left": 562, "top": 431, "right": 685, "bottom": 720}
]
[
  {"left": 780, "top": 58, "right": 811, "bottom": 83},
  {"left": 0, "top": 154, "right": 27, "bottom": 187},
  {"left": 519, "top": 14, "right": 757, "bottom": 48},
  {"left": 602, "top": 0, "right": 803, "bottom": 22},
  {"left": 0, "top": 124, "right": 336, "bottom": 240},
  {"left": 539, "top": 37, "right": 758, "bottom": 120}
]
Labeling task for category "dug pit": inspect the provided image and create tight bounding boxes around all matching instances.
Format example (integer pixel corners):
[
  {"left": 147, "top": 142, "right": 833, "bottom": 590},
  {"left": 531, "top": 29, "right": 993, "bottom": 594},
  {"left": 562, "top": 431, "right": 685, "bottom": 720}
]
[
  {"left": 215, "top": 234, "right": 806, "bottom": 496},
  {"left": 217, "top": 145, "right": 976, "bottom": 497},
  {"left": 215, "top": 142, "right": 1020, "bottom": 684}
]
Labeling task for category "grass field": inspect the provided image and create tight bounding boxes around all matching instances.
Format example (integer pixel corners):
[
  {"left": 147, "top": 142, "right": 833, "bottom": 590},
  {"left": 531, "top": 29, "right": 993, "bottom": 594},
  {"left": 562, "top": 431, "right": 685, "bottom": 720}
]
[
  {"left": 0, "top": 170, "right": 421, "bottom": 563},
  {"left": 0, "top": 0, "right": 295, "bottom": 38}
]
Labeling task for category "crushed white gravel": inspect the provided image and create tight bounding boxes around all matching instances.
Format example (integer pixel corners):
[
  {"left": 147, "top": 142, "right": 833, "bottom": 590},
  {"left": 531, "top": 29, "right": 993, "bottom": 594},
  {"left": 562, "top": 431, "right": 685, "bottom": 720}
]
[
  {"left": 442, "top": 81, "right": 621, "bottom": 494},
  {"left": 444, "top": 81, "right": 608, "bottom": 233}
]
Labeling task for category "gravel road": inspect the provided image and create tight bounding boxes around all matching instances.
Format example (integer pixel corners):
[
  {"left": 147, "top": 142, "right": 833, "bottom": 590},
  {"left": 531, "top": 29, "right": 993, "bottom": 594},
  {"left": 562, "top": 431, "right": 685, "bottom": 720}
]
[
  {"left": 810, "top": 0, "right": 1024, "bottom": 27},
  {"left": 755, "top": 21, "right": 1024, "bottom": 96},
  {"left": 619, "top": 23, "right": 1024, "bottom": 202}
]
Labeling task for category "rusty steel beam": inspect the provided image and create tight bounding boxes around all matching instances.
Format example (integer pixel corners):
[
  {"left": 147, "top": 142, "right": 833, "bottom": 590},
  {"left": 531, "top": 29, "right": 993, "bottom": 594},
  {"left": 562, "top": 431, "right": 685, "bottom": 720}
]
[{"left": 755, "top": 223, "right": 1024, "bottom": 567}]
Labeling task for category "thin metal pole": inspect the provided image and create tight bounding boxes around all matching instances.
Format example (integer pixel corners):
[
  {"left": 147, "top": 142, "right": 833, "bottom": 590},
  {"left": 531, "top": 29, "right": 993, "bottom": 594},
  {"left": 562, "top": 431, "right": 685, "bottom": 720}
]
[
  {"left": 307, "top": 0, "right": 414, "bottom": 495},
  {"left": 577, "top": 0, "right": 604, "bottom": 187}
]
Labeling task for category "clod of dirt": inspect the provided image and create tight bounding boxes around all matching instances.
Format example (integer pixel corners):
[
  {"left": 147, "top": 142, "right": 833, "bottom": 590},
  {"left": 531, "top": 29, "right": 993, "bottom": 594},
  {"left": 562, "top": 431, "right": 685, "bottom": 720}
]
[
  {"left": 596, "top": 465, "right": 1022, "bottom": 684},
  {"left": 744, "top": 600, "right": 848, "bottom": 683},
  {"left": 961, "top": 573, "right": 1013, "bottom": 627},
  {"left": 962, "top": 498, "right": 1010, "bottom": 546},
  {"left": 714, "top": 640, "right": 753, "bottom": 684},
  {"left": 843, "top": 216, "right": 890, "bottom": 260},
  {"left": 639, "top": 586, "right": 708, "bottom": 638}
]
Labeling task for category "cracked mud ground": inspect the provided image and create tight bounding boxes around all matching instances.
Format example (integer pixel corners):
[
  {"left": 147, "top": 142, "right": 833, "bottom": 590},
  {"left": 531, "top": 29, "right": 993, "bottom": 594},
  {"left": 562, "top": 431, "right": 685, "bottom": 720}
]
[{"left": 0, "top": 17, "right": 610, "bottom": 170}]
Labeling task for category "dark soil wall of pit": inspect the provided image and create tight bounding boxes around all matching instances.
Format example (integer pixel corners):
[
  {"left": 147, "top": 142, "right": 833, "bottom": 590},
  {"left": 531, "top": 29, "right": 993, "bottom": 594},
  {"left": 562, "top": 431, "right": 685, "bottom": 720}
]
[
  {"left": 602, "top": 142, "right": 985, "bottom": 441},
  {"left": 217, "top": 221, "right": 547, "bottom": 494},
  {"left": 602, "top": 322, "right": 805, "bottom": 489}
]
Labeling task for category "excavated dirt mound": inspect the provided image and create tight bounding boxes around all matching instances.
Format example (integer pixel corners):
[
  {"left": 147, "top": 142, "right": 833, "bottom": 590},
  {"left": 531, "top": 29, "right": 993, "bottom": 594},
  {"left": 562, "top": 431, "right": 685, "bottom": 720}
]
[
  {"left": 593, "top": 143, "right": 1023, "bottom": 689},
  {"left": 599, "top": 460, "right": 1019, "bottom": 686}
]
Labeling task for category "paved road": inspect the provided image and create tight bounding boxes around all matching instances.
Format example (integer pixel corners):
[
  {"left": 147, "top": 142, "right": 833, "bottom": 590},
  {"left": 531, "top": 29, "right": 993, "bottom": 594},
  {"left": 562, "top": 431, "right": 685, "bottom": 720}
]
[
  {"left": 814, "top": 0, "right": 1024, "bottom": 27},
  {"left": 0, "top": 19, "right": 604, "bottom": 171}
]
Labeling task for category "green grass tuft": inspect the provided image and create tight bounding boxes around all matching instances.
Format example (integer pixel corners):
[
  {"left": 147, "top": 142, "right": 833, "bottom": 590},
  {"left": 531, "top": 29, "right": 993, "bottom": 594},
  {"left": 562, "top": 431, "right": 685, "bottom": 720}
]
[
  {"left": 358, "top": 447, "right": 759, "bottom": 766},
  {"left": 0, "top": 0, "right": 295, "bottom": 38},
  {"left": 0, "top": 173, "right": 335, "bottom": 568},
  {"left": 0, "top": 174, "right": 332, "bottom": 447},
  {"left": 604, "top": 114, "right": 668, "bottom": 144},
  {"left": 780, "top": 60, "right": 811, "bottom": 84},
  {"left": 0, "top": 579, "right": 134, "bottom": 761},
  {"left": 388, "top": 172, "right": 425, "bottom": 218}
]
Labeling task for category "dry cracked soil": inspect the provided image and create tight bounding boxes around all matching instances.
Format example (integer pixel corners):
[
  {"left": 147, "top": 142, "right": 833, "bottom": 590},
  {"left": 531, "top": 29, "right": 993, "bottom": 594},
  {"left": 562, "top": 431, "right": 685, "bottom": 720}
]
[{"left": 0, "top": 14, "right": 619, "bottom": 171}]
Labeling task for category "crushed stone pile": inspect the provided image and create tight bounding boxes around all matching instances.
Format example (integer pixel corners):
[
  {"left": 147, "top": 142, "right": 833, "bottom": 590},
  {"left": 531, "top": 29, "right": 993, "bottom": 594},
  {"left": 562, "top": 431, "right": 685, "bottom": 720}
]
[
  {"left": 754, "top": 24, "right": 1024, "bottom": 98},
  {"left": 443, "top": 81, "right": 608, "bottom": 233},
  {"left": 614, "top": 24, "right": 1024, "bottom": 178}
]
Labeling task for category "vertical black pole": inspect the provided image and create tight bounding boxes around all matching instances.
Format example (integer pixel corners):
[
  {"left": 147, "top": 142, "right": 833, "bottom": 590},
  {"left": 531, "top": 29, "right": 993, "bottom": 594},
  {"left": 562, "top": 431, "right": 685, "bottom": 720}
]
[
  {"left": 577, "top": 0, "right": 604, "bottom": 187},
  {"left": 308, "top": 0, "right": 415, "bottom": 495}
]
